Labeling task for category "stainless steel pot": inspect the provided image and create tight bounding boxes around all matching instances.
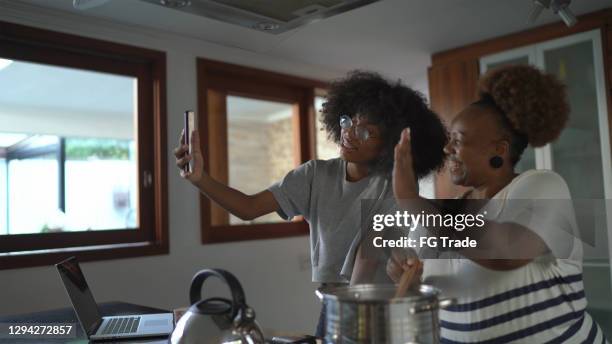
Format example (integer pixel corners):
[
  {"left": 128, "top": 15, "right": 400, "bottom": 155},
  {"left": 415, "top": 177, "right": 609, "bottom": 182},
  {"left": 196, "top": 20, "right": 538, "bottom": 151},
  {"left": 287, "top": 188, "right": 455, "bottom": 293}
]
[{"left": 316, "top": 284, "right": 455, "bottom": 344}]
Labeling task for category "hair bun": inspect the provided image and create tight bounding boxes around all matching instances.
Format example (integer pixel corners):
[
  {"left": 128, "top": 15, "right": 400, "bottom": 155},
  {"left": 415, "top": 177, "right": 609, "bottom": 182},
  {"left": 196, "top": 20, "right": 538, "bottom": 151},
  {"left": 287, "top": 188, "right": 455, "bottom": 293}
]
[{"left": 478, "top": 65, "right": 569, "bottom": 147}]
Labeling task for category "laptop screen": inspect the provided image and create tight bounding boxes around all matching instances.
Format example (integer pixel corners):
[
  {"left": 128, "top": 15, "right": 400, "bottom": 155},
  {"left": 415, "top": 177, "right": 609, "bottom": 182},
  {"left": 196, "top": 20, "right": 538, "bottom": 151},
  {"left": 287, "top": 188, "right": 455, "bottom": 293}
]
[{"left": 56, "top": 257, "right": 102, "bottom": 335}]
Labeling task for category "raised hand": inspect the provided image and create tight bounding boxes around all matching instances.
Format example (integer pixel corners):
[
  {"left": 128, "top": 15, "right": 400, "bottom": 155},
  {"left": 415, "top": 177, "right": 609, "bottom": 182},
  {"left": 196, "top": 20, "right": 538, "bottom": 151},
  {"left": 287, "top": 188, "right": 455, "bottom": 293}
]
[
  {"left": 393, "top": 128, "right": 418, "bottom": 200},
  {"left": 174, "top": 129, "right": 204, "bottom": 184}
]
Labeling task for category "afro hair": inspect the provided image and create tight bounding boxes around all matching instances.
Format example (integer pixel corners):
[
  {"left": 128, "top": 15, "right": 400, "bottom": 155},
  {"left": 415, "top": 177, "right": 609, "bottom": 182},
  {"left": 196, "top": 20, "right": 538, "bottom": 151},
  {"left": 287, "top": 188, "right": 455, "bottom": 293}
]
[
  {"left": 320, "top": 70, "right": 447, "bottom": 178},
  {"left": 478, "top": 65, "right": 570, "bottom": 147}
]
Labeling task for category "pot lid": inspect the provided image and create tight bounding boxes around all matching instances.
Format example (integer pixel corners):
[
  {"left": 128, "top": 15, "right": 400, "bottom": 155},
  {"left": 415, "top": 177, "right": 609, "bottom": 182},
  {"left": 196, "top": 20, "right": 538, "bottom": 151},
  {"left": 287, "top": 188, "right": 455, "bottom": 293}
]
[{"left": 318, "top": 284, "right": 441, "bottom": 303}]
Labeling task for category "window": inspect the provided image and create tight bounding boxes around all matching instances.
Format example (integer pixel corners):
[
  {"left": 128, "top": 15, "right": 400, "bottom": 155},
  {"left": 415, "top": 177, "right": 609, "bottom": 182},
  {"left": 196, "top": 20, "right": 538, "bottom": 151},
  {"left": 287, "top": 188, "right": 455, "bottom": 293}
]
[
  {"left": 2, "top": 136, "right": 137, "bottom": 234},
  {"left": 0, "top": 21, "right": 168, "bottom": 269},
  {"left": 226, "top": 96, "right": 297, "bottom": 225},
  {"left": 314, "top": 93, "right": 339, "bottom": 160},
  {"left": 197, "top": 59, "right": 325, "bottom": 243}
]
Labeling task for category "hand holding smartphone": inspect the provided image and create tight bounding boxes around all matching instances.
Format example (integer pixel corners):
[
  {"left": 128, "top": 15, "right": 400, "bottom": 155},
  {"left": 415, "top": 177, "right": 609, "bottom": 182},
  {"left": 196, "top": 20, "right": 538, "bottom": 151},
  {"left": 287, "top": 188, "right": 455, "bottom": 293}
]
[{"left": 183, "top": 110, "right": 196, "bottom": 173}]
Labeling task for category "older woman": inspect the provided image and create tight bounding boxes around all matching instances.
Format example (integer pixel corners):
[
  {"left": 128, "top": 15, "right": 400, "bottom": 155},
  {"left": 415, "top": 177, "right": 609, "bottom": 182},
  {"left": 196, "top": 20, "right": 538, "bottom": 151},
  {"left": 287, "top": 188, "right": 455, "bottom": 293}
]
[{"left": 389, "top": 65, "right": 607, "bottom": 343}]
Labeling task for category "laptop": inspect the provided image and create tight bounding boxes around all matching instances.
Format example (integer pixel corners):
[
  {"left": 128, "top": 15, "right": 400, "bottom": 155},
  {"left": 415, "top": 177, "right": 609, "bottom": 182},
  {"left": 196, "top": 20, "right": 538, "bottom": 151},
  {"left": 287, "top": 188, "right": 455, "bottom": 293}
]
[{"left": 56, "top": 257, "right": 174, "bottom": 341}]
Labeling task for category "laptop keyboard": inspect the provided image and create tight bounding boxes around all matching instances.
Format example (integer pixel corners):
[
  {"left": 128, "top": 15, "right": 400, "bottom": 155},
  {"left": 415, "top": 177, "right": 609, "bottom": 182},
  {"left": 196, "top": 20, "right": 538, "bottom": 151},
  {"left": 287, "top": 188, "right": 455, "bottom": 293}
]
[{"left": 100, "top": 316, "right": 141, "bottom": 335}]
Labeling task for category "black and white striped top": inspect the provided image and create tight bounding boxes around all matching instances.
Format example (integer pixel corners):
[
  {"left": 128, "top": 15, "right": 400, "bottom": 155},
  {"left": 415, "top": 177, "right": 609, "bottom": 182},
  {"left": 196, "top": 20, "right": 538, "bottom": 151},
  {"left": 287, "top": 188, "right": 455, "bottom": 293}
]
[{"left": 423, "top": 170, "right": 607, "bottom": 343}]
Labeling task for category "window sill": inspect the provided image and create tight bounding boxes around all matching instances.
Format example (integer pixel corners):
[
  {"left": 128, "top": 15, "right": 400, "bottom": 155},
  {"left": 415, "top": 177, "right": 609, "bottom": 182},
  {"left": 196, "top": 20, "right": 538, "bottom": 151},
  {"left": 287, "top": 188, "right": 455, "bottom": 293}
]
[
  {"left": 202, "top": 220, "right": 309, "bottom": 244},
  {"left": 0, "top": 241, "right": 168, "bottom": 270}
]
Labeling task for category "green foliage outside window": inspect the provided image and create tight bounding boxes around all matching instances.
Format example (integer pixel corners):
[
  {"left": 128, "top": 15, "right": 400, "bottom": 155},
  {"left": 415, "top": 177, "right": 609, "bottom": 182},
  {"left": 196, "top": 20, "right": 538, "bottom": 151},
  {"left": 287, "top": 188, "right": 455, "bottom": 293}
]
[{"left": 65, "top": 139, "right": 132, "bottom": 160}]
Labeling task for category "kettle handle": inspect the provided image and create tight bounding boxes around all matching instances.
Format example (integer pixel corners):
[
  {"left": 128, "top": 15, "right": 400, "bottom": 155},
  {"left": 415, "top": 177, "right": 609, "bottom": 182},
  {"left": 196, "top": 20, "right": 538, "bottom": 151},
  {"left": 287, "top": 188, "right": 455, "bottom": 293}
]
[{"left": 189, "top": 269, "right": 246, "bottom": 319}]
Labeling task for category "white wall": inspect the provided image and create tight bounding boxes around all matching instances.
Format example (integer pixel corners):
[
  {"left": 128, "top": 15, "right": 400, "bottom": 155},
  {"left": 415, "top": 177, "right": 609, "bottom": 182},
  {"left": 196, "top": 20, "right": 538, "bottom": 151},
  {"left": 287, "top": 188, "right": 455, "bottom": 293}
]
[{"left": 0, "top": 3, "right": 349, "bottom": 334}]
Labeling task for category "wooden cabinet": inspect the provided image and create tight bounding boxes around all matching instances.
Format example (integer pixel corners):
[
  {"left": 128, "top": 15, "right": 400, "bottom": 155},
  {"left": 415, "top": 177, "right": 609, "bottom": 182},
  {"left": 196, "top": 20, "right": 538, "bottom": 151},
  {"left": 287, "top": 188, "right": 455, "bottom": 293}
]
[
  {"left": 427, "top": 60, "right": 479, "bottom": 198},
  {"left": 428, "top": 60, "right": 479, "bottom": 121}
]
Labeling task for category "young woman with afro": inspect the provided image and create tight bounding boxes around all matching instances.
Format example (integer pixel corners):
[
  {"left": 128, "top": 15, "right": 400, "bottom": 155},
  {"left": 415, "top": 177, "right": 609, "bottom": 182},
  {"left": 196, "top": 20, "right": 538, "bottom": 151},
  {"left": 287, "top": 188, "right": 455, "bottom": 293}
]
[
  {"left": 389, "top": 65, "right": 607, "bottom": 343},
  {"left": 175, "top": 70, "right": 448, "bottom": 337}
]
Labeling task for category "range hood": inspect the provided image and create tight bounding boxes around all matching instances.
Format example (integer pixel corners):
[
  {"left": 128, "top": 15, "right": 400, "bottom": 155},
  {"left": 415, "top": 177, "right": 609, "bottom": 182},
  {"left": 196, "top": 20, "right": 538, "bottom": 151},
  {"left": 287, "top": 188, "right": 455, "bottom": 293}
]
[{"left": 138, "top": 0, "right": 380, "bottom": 34}]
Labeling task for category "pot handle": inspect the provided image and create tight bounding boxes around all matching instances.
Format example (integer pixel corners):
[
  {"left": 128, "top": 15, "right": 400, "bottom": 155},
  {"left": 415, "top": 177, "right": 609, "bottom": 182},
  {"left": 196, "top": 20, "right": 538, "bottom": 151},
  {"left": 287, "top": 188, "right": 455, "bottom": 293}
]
[
  {"left": 409, "top": 297, "right": 456, "bottom": 314},
  {"left": 189, "top": 269, "right": 246, "bottom": 320}
]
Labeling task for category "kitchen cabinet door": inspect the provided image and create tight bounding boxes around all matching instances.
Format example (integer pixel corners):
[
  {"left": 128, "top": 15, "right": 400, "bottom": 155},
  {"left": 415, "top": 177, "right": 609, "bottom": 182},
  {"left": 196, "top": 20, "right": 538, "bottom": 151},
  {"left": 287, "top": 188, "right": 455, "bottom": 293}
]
[
  {"left": 538, "top": 30, "right": 612, "bottom": 328},
  {"left": 538, "top": 31, "right": 612, "bottom": 201},
  {"left": 538, "top": 30, "right": 612, "bottom": 269},
  {"left": 482, "top": 30, "right": 612, "bottom": 314}
]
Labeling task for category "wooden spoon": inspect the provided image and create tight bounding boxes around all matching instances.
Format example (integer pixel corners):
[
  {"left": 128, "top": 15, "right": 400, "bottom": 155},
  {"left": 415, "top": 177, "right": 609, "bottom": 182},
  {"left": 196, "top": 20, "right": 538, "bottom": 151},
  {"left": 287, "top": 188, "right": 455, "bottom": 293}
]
[{"left": 394, "top": 260, "right": 422, "bottom": 298}]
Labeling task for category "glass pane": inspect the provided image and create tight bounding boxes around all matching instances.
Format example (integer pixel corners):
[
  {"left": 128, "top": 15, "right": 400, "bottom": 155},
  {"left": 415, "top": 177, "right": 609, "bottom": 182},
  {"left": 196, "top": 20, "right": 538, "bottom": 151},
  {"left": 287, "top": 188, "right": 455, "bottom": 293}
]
[
  {"left": 544, "top": 41, "right": 604, "bottom": 199},
  {"left": 0, "top": 59, "right": 138, "bottom": 234},
  {"left": 315, "top": 95, "right": 339, "bottom": 160},
  {"left": 227, "top": 96, "right": 297, "bottom": 225},
  {"left": 0, "top": 158, "right": 5, "bottom": 234},
  {"left": 483, "top": 55, "right": 535, "bottom": 173},
  {"left": 8, "top": 148, "right": 59, "bottom": 235},
  {"left": 544, "top": 39, "right": 612, "bottom": 325},
  {"left": 64, "top": 138, "right": 138, "bottom": 230},
  {"left": 485, "top": 56, "right": 529, "bottom": 70}
]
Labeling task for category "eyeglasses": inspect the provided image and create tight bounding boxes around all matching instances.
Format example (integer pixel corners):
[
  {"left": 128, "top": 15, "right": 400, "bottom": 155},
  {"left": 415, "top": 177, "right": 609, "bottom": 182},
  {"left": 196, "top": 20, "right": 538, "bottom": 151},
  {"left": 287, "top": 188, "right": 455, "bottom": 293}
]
[{"left": 339, "top": 115, "right": 372, "bottom": 142}]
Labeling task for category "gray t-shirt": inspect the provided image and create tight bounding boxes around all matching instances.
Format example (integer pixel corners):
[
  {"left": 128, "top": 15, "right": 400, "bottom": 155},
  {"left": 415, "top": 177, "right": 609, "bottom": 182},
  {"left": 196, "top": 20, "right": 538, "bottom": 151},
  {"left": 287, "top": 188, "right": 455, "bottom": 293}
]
[{"left": 268, "top": 158, "right": 394, "bottom": 283}]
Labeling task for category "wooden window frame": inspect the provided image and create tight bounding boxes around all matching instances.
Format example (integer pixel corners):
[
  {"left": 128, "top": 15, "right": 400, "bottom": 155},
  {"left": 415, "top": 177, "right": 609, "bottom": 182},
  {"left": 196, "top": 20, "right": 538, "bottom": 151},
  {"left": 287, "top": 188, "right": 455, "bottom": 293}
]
[
  {"left": 0, "top": 21, "right": 168, "bottom": 269},
  {"left": 197, "top": 58, "right": 327, "bottom": 244}
]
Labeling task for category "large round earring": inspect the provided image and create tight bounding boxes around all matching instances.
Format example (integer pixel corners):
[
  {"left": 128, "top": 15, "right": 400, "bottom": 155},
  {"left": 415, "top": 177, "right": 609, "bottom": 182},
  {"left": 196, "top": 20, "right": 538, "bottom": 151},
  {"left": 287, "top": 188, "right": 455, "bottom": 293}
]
[{"left": 489, "top": 156, "right": 503, "bottom": 169}]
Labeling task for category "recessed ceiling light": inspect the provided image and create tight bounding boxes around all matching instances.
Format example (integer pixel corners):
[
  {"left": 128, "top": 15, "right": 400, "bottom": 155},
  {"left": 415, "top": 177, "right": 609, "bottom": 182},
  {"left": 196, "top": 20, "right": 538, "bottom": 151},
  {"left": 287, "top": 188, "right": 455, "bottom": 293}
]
[
  {"left": 160, "top": 0, "right": 191, "bottom": 8},
  {"left": 0, "top": 58, "right": 13, "bottom": 71},
  {"left": 72, "top": 0, "right": 111, "bottom": 10},
  {"left": 254, "top": 22, "right": 280, "bottom": 31}
]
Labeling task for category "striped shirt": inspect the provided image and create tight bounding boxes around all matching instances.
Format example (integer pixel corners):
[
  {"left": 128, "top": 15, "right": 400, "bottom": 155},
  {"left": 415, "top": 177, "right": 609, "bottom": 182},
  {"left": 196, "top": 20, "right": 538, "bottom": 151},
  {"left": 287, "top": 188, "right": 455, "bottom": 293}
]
[{"left": 423, "top": 170, "right": 607, "bottom": 343}]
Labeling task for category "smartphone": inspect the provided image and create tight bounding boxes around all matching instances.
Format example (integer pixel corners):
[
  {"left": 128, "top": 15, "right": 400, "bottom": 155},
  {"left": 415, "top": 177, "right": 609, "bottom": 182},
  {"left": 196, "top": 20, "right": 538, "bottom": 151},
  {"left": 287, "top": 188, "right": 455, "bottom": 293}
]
[{"left": 183, "top": 110, "right": 196, "bottom": 173}]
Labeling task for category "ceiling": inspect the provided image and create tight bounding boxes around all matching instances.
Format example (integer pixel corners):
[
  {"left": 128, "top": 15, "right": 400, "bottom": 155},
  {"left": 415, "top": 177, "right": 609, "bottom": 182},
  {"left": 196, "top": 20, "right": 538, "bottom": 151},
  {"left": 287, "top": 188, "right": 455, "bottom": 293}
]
[{"left": 9, "top": 0, "right": 612, "bottom": 84}]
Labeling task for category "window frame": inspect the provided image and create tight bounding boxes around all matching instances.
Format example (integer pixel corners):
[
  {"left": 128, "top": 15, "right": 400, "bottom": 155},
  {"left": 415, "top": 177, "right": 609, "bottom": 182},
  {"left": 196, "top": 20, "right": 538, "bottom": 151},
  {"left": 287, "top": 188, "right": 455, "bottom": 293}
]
[
  {"left": 196, "top": 58, "right": 327, "bottom": 244},
  {"left": 0, "top": 21, "right": 168, "bottom": 269}
]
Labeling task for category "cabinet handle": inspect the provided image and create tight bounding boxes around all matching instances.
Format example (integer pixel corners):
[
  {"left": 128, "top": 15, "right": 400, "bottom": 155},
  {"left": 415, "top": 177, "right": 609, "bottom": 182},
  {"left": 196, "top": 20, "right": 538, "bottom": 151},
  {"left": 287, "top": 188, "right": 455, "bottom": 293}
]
[{"left": 143, "top": 170, "right": 153, "bottom": 188}]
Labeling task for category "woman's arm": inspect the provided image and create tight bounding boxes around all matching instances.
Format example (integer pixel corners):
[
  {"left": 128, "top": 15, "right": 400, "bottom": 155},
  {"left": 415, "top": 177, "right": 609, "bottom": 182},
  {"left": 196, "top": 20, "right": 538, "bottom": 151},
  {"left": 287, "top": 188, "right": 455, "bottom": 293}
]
[
  {"left": 194, "top": 175, "right": 280, "bottom": 221},
  {"left": 175, "top": 130, "right": 280, "bottom": 220}
]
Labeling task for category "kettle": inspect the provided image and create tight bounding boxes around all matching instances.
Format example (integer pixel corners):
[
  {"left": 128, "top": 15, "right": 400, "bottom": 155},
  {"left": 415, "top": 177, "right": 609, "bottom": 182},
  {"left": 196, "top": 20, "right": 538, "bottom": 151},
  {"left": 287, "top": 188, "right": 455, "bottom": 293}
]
[{"left": 170, "top": 269, "right": 266, "bottom": 344}]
